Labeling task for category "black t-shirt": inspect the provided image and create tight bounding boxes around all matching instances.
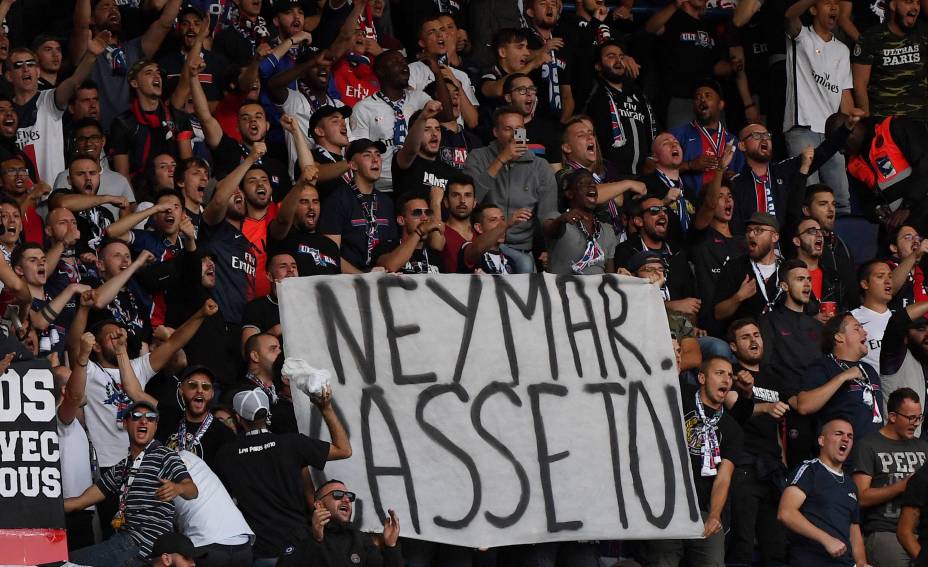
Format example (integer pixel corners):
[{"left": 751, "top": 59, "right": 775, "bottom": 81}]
[
  {"left": 658, "top": 10, "right": 726, "bottom": 99},
  {"left": 215, "top": 431, "right": 329, "bottom": 558},
  {"left": 688, "top": 227, "right": 746, "bottom": 327},
  {"left": 157, "top": 408, "right": 237, "bottom": 470},
  {"left": 317, "top": 185, "right": 397, "bottom": 271},
  {"left": 439, "top": 126, "right": 483, "bottom": 170},
  {"left": 680, "top": 382, "right": 743, "bottom": 511},
  {"left": 372, "top": 241, "right": 445, "bottom": 274},
  {"left": 787, "top": 458, "right": 860, "bottom": 565},
  {"left": 390, "top": 153, "right": 457, "bottom": 199},
  {"left": 212, "top": 134, "right": 293, "bottom": 202},
  {"left": 268, "top": 227, "right": 340, "bottom": 276},
  {"left": 525, "top": 116, "right": 563, "bottom": 164},
  {"left": 902, "top": 463, "right": 928, "bottom": 547},
  {"left": 199, "top": 220, "right": 257, "bottom": 324},
  {"left": 108, "top": 106, "right": 194, "bottom": 177},
  {"left": 212, "top": 26, "right": 257, "bottom": 69},
  {"left": 711, "top": 255, "right": 782, "bottom": 335},
  {"left": 159, "top": 49, "right": 231, "bottom": 102},
  {"left": 48, "top": 188, "right": 116, "bottom": 254},
  {"left": 734, "top": 365, "right": 787, "bottom": 465},
  {"left": 524, "top": 25, "right": 573, "bottom": 121},
  {"left": 84, "top": 276, "right": 152, "bottom": 358},
  {"left": 242, "top": 296, "right": 281, "bottom": 334}
]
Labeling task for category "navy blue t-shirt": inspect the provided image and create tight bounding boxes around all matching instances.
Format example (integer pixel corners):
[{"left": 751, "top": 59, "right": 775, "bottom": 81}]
[
  {"left": 800, "top": 356, "right": 883, "bottom": 462},
  {"left": 199, "top": 220, "right": 257, "bottom": 324},
  {"left": 317, "top": 184, "right": 397, "bottom": 272},
  {"left": 787, "top": 458, "right": 860, "bottom": 566}
]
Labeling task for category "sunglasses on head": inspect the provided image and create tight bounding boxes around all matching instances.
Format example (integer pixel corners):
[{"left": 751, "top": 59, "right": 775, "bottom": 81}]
[
  {"left": 129, "top": 411, "right": 159, "bottom": 421},
  {"left": 182, "top": 380, "right": 213, "bottom": 391},
  {"left": 326, "top": 489, "right": 357, "bottom": 502}
]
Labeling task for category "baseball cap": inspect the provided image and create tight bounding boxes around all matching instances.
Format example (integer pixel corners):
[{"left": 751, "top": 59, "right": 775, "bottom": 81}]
[
  {"left": 628, "top": 250, "right": 664, "bottom": 273},
  {"left": 273, "top": 0, "right": 305, "bottom": 13},
  {"left": 178, "top": 364, "right": 217, "bottom": 384},
  {"left": 150, "top": 533, "right": 206, "bottom": 561},
  {"left": 125, "top": 399, "right": 158, "bottom": 416},
  {"left": 234, "top": 388, "right": 270, "bottom": 421},
  {"left": 745, "top": 211, "right": 780, "bottom": 233},
  {"left": 309, "top": 105, "right": 352, "bottom": 138},
  {"left": 693, "top": 77, "right": 724, "bottom": 98},
  {"left": 30, "top": 34, "right": 62, "bottom": 53},
  {"left": 178, "top": 5, "right": 206, "bottom": 20},
  {"left": 345, "top": 138, "right": 387, "bottom": 161}
]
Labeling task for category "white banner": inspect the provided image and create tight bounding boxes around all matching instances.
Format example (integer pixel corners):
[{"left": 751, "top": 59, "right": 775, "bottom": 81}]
[{"left": 279, "top": 273, "right": 702, "bottom": 547}]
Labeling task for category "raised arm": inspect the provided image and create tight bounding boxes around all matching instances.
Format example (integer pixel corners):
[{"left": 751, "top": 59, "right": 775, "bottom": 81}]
[
  {"left": 376, "top": 223, "right": 440, "bottom": 273},
  {"left": 70, "top": 0, "right": 92, "bottom": 63},
  {"left": 269, "top": 165, "right": 319, "bottom": 241},
  {"left": 110, "top": 326, "right": 157, "bottom": 406},
  {"left": 892, "top": 240, "right": 928, "bottom": 294},
  {"left": 67, "top": 289, "right": 94, "bottom": 365},
  {"left": 463, "top": 209, "right": 530, "bottom": 266},
  {"left": 93, "top": 250, "right": 155, "bottom": 309},
  {"left": 147, "top": 299, "right": 218, "bottom": 372},
  {"left": 30, "top": 283, "right": 90, "bottom": 332},
  {"left": 140, "top": 0, "right": 181, "bottom": 58},
  {"left": 187, "top": 55, "right": 224, "bottom": 148},
  {"left": 645, "top": 0, "right": 680, "bottom": 35},
  {"left": 105, "top": 203, "right": 170, "bottom": 241},
  {"left": 312, "top": 386, "right": 352, "bottom": 460},
  {"left": 281, "top": 114, "right": 314, "bottom": 170},
  {"left": 785, "top": 0, "right": 816, "bottom": 38},
  {"left": 395, "top": 101, "right": 443, "bottom": 170},
  {"left": 59, "top": 331, "right": 96, "bottom": 425},
  {"left": 203, "top": 142, "right": 265, "bottom": 226},
  {"left": 49, "top": 192, "right": 127, "bottom": 213},
  {"left": 55, "top": 31, "right": 110, "bottom": 110}
]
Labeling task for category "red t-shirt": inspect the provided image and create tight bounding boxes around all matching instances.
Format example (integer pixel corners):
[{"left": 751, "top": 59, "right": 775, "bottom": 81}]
[
  {"left": 441, "top": 225, "right": 471, "bottom": 274},
  {"left": 23, "top": 206, "right": 43, "bottom": 245},
  {"left": 243, "top": 203, "right": 279, "bottom": 298},
  {"left": 809, "top": 266, "right": 824, "bottom": 301}
]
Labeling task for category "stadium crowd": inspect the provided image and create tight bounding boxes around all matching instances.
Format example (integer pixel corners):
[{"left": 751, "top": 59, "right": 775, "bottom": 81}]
[{"left": 1, "top": 0, "right": 927, "bottom": 565}]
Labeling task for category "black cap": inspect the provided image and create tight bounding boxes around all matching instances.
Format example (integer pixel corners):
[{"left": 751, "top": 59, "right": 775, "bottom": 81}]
[
  {"left": 178, "top": 4, "right": 206, "bottom": 19},
  {"left": 30, "top": 34, "right": 62, "bottom": 52},
  {"left": 150, "top": 533, "right": 206, "bottom": 561},
  {"left": 125, "top": 399, "right": 158, "bottom": 417},
  {"left": 178, "top": 364, "right": 218, "bottom": 384},
  {"left": 345, "top": 138, "right": 387, "bottom": 161},
  {"left": 308, "top": 105, "right": 352, "bottom": 138},
  {"left": 273, "top": 0, "right": 305, "bottom": 13},
  {"left": 628, "top": 250, "right": 664, "bottom": 273},
  {"left": 693, "top": 77, "right": 724, "bottom": 98}
]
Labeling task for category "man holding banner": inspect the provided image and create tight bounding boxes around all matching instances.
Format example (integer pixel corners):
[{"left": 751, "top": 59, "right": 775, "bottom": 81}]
[{"left": 642, "top": 356, "right": 742, "bottom": 567}]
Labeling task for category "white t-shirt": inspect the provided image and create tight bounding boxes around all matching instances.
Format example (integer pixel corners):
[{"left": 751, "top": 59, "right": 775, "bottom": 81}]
[
  {"left": 407, "top": 61, "right": 480, "bottom": 108},
  {"left": 175, "top": 451, "right": 254, "bottom": 547},
  {"left": 53, "top": 164, "right": 136, "bottom": 219},
  {"left": 852, "top": 305, "right": 892, "bottom": 375},
  {"left": 279, "top": 89, "right": 347, "bottom": 178},
  {"left": 57, "top": 417, "right": 93, "bottom": 502},
  {"left": 784, "top": 26, "right": 852, "bottom": 133},
  {"left": 349, "top": 89, "right": 431, "bottom": 191},
  {"left": 15, "top": 89, "right": 65, "bottom": 183},
  {"left": 83, "top": 354, "right": 157, "bottom": 468}
]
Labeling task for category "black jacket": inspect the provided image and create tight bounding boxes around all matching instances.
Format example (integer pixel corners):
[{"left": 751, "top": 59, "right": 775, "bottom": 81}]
[{"left": 277, "top": 522, "right": 403, "bottom": 567}]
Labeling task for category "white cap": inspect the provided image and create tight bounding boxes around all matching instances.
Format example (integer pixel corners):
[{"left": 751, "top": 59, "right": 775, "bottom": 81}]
[{"left": 233, "top": 388, "right": 270, "bottom": 421}]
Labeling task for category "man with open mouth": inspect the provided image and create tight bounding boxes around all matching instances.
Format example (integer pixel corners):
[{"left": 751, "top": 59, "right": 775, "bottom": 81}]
[
  {"left": 779, "top": 417, "right": 870, "bottom": 566},
  {"left": 852, "top": 387, "right": 928, "bottom": 567},
  {"left": 65, "top": 399, "right": 199, "bottom": 566},
  {"left": 850, "top": 0, "right": 927, "bottom": 122},
  {"left": 797, "top": 312, "right": 884, "bottom": 467}
]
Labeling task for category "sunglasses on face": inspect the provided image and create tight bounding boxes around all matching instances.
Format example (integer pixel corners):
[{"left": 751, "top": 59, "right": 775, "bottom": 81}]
[
  {"left": 129, "top": 411, "right": 159, "bottom": 421},
  {"left": 410, "top": 208, "right": 433, "bottom": 218},
  {"left": 182, "top": 380, "right": 213, "bottom": 391},
  {"left": 326, "top": 489, "right": 357, "bottom": 502},
  {"left": 643, "top": 205, "right": 670, "bottom": 215},
  {"left": 12, "top": 60, "right": 37, "bottom": 69}
]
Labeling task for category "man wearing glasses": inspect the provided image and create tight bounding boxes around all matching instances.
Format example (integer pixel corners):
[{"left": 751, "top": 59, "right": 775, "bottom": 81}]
[
  {"left": 374, "top": 190, "right": 445, "bottom": 273},
  {"left": 853, "top": 388, "right": 928, "bottom": 567},
  {"left": 158, "top": 365, "right": 236, "bottom": 469},
  {"left": 730, "top": 111, "right": 860, "bottom": 235},
  {"left": 65, "top": 399, "right": 198, "bottom": 566},
  {"left": 277, "top": 480, "right": 402, "bottom": 567}
]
